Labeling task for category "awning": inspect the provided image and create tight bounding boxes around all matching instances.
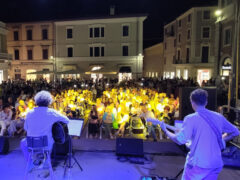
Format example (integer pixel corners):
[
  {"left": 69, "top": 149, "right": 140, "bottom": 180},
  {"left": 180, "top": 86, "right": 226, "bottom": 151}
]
[
  {"left": 85, "top": 66, "right": 117, "bottom": 75},
  {"left": 119, "top": 66, "right": 132, "bottom": 73},
  {"left": 56, "top": 69, "right": 84, "bottom": 75},
  {"left": 27, "top": 70, "right": 54, "bottom": 74}
]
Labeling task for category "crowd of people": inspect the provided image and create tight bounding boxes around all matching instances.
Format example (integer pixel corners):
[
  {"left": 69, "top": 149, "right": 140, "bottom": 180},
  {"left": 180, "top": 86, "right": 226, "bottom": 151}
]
[{"left": 0, "top": 76, "right": 229, "bottom": 141}]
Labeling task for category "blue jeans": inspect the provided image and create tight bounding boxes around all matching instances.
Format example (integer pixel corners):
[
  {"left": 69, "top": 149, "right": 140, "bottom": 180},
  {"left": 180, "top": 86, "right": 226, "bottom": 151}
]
[
  {"left": 181, "top": 164, "right": 222, "bottom": 180},
  {"left": 147, "top": 124, "right": 157, "bottom": 140}
]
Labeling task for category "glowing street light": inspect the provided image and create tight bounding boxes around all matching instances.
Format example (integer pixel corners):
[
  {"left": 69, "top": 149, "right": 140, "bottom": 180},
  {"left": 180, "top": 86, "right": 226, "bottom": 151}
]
[{"left": 215, "top": 10, "right": 222, "bottom": 17}]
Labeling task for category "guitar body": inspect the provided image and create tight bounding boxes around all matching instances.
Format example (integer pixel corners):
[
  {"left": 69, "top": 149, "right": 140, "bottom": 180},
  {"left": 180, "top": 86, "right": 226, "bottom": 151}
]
[{"left": 52, "top": 121, "right": 69, "bottom": 144}]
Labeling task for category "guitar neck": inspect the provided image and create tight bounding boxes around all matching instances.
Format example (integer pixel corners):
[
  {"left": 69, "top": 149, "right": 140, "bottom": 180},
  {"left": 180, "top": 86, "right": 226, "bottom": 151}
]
[{"left": 147, "top": 118, "right": 177, "bottom": 131}]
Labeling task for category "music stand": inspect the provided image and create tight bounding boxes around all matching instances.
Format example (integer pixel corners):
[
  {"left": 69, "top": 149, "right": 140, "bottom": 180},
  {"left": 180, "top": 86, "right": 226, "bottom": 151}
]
[{"left": 64, "top": 119, "right": 84, "bottom": 177}]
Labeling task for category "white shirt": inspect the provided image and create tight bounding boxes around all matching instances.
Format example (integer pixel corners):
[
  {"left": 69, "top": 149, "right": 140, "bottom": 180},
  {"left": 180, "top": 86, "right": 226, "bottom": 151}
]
[
  {"left": 176, "top": 107, "right": 239, "bottom": 168},
  {"left": 140, "top": 111, "right": 155, "bottom": 119},
  {"left": 24, "top": 107, "right": 69, "bottom": 149},
  {"left": 0, "top": 110, "right": 13, "bottom": 122}
]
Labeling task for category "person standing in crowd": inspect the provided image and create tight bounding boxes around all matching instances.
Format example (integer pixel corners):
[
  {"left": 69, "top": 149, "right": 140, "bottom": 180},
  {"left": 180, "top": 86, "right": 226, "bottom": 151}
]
[
  {"left": 159, "top": 89, "right": 240, "bottom": 180},
  {"left": 102, "top": 106, "right": 115, "bottom": 139},
  {"left": 21, "top": 91, "right": 69, "bottom": 172},
  {"left": 140, "top": 105, "right": 157, "bottom": 141},
  {"left": 0, "top": 105, "right": 13, "bottom": 136},
  {"left": 88, "top": 105, "right": 100, "bottom": 138}
]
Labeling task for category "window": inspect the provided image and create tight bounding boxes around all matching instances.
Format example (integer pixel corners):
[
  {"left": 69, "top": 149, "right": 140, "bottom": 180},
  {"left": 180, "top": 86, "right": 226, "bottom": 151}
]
[
  {"left": 178, "top": 20, "right": 182, "bottom": 27},
  {"left": 89, "top": 27, "right": 104, "bottom": 38},
  {"left": 14, "top": 31, "right": 19, "bottom": 41},
  {"left": 67, "top": 47, "right": 73, "bottom": 57},
  {"left": 90, "top": 28, "right": 93, "bottom": 38},
  {"left": 67, "top": 28, "right": 73, "bottom": 39},
  {"left": 187, "top": 30, "right": 191, "bottom": 39},
  {"left": 202, "top": 27, "right": 210, "bottom": 38},
  {"left": 123, "top": 25, "right": 129, "bottom": 36},
  {"left": 122, "top": 46, "right": 129, "bottom": 56},
  {"left": 14, "top": 49, "right": 19, "bottom": 60},
  {"left": 201, "top": 46, "right": 209, "bottom": 63},
  {"left": 90, "top": 46, "right": 104, "bottom": 57},
  {"left": 177, "top": 50, "right": 181, "bottom": 61},
  {"left": 42, "top": 49, "right": 48, "bottom": 59},
  {"left": 94, "top": 28, "right": 100, "bottom": 38},
  {"left": 178, "top": 34, "right": 181, "bottom": 43},
  {"left": 90, "top": 47, "right": 93, "bottom": 57},
  {"left": 224, "top": 28, "right": 231, "bottom": 45},
  {"left": 186, "top": 48, "right": 190, "bottom": 63},
  {"left": 188, "top": 14, "right": 191, "bottom": 22},
  {"left": 42, "top": 29, "right": 48, "bottom": 40},
  {"left": 27, "top": 29, "right": 32, "bottom": 40},
  {"left": 27, "top": 49, "right": 33, "bottom": 60},
  {"left": 203, "top": 10, "right": 210, "bottom": 20},
  {"left": 183, "top": 69, "right": 188, "bottom": 80},
  {"left": 176, "top": 69, "right": 181, "bottom": 78},
  {"left": 101, "top": 27, "right": 104, "bottom": 37},
  {"left": 94, "top": 47, "right": 100, "bottom": 57},
  {"left": 101, "top": 47, "right": 104, "bottom": 56}
]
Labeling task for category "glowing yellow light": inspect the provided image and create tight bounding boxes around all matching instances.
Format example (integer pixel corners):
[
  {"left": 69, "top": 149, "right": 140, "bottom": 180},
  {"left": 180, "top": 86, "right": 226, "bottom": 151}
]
[
  {"left": 97, "top": 107, "right": 103, "bottom": 112},
  {"left": 215, "top": 10, "right": 222, "bottom": 17},
  {"left": 157, "top": 103, "right": 164, "bottom": 112}
]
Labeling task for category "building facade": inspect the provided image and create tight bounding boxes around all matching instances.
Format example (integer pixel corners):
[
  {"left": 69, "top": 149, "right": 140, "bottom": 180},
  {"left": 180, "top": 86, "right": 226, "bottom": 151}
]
[
  {"left": 143, "top": 43, "right": 164, "bottom": 78},
  {"left": 7, "top": 21, "right": 54, "bottom": 81},
  {"left": 55, "top": 15, "right": 146, "bottom": 81},
  {"left": 216, "top": 0, "right": 238, "bottom": 78},
  {"left": 163, "top": 6, "right": 218, "bottom": 85},
  {"left": 0, "top": 21, "right": 11, "bottom": 83}
]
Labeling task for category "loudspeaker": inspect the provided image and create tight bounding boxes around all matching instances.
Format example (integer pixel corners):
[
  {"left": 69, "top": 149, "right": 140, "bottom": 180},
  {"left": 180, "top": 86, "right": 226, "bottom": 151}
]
[
  {"left": 116, "top": 138, "right": 144, "bottom": 157},
  {"left": 0, "top": 136, "right": 9, "bottom": 154},
  {"left": 179, "top": 87, "right": 217, "bottom": 120}
]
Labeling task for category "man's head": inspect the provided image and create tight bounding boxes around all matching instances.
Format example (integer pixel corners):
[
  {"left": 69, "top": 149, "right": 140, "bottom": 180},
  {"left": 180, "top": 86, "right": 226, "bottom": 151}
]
[
  {"left": 190, "top": 89, "right": 208, "bottom": 111},
  {"left": 34, "top": 90, "right": 53, "bottom": 107}
]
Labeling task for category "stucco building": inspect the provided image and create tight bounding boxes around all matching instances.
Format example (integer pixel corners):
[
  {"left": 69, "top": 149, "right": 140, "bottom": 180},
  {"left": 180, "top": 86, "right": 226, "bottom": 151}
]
[
  {"left": 7, "top": 21, "right": 54, "bottom": 81},
  {"left": 143, "top": 43, "right": 164, "bottom": 78},
  {"left": 55, "top": 15, "right": 147, "bottom": 81},
  {"left": 0, "top": 21, "right": 11, "bottom": 82},
  {"left": 163, "top": 6, "right": 218, "bottom": 85}
]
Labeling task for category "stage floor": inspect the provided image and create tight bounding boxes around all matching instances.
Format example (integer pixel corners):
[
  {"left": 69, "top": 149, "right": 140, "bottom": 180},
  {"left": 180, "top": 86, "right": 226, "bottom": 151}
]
[{"left": 0, "top": 138, "right": 240, "bottom": 180}]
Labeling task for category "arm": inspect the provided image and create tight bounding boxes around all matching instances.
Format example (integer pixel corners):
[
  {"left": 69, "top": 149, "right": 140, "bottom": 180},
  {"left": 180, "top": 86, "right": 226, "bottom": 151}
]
[{"left": 222, "top": 115, "right": 240, "bottom": 142}]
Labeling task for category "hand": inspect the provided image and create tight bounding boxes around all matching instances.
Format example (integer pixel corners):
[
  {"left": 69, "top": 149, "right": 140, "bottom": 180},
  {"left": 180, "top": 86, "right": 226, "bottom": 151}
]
[{"left": 160, "top": 121, "right": 167, "bottom": 132}]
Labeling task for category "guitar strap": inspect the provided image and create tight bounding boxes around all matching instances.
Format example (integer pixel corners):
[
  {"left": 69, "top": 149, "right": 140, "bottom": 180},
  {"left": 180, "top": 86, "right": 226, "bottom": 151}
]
[{"left": 198, "top": 112, "right": 224, "bottom": 151}]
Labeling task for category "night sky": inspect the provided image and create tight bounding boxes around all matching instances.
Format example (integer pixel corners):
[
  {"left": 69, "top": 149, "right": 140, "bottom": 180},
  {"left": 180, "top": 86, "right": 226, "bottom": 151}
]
[{"left": 0, "top": 0, "right": 218, "bottom": 48}]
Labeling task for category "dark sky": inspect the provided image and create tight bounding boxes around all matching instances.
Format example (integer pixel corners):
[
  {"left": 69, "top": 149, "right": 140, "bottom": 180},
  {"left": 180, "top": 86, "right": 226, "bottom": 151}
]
[{"left": 0, "top": 0, "right": 218, "bottom": 48}]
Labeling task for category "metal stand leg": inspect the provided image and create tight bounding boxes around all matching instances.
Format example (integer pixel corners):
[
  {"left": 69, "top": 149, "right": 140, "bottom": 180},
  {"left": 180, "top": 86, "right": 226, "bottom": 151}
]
[{"left": 64, "top": 136, "right": 83, "bottom": 177}]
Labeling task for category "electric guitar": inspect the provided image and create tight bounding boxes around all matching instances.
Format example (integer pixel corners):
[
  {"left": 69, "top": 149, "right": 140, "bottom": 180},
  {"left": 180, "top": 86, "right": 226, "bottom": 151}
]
[{"left": 146, "top": 118, "right": 179, "bottom": 132}]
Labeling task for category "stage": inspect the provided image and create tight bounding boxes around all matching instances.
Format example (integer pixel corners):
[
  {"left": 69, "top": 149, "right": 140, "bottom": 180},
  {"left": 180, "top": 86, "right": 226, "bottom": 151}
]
[{"left": 0, "top": 137, "right": 240, "bottom": 180}]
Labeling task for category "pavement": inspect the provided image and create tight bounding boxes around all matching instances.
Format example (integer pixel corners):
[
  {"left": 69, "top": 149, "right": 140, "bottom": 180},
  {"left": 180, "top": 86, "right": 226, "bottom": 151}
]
[{"left": 0, "top": 138, "right": 240, "bottom": 180}]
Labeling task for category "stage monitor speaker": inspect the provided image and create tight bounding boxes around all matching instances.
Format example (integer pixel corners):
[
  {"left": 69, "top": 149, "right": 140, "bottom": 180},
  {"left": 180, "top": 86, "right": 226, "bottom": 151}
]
[
  {"left": 0, "top": 136, "right": 9, "bottom": 154},
  {"left": 179, "top": 87, "right": 217, "bottom": 120},
  {"left": 116, "top": 138, "right": 144, "bottom": 157}
]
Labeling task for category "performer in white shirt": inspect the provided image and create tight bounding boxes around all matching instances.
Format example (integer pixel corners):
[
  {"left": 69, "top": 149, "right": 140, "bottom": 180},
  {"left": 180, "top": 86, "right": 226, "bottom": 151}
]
[
  {"left": 159, "top": 89, "right": 239, "bottom": 180},
  {"left": 0, "top": 105, "right": 13, "bottom": 136},
  {"left": 21, "top": 90, "right": 69, "bottom": 161}
]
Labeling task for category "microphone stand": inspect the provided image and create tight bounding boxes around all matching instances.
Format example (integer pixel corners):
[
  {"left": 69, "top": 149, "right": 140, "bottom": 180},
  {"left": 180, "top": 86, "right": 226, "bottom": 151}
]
[{"left": 64, "top": 135, "right": 83, "bottom": 177}]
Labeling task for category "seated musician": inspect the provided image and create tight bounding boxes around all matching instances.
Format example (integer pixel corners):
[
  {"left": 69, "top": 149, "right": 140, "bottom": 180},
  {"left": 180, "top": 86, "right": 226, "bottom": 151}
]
[{"left": 21, "top": 90, "right": 69, "bottom": 164}]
